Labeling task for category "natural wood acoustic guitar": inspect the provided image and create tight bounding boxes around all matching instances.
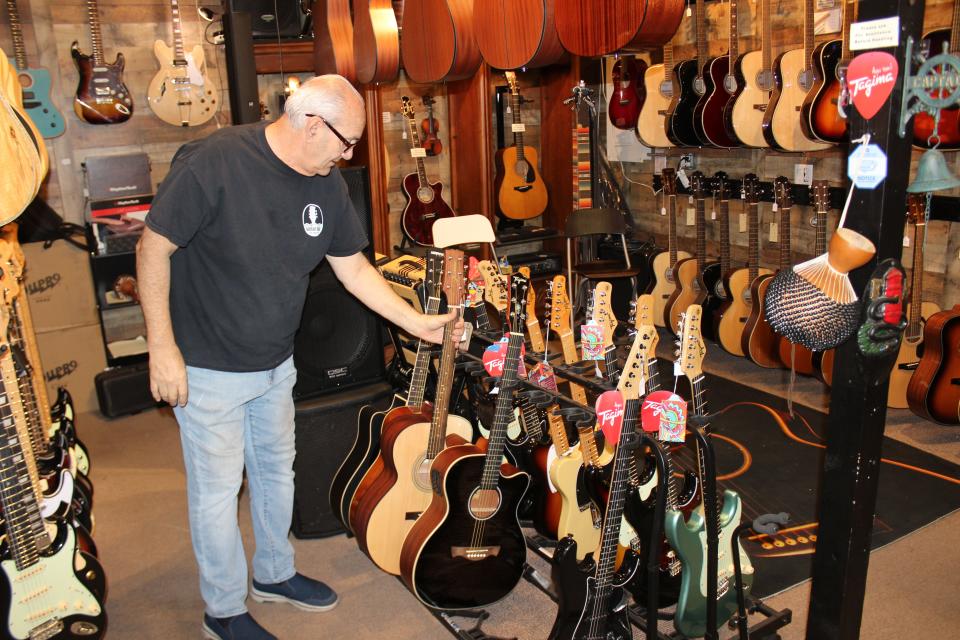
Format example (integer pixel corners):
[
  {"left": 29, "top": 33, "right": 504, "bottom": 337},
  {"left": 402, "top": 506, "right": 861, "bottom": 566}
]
[
  {"left": 726, "top": 0, "right": 773, "bottom": 148},
  {"left": 353, "top": 0, "right": 400, "bottom": 84},
  {"left": 473, "top": 0, "right": 566, "bottom": 70},
  {"left": 401, "top": 0, "right": 481, "bottom": 83},
  {"left": 496, "top": 71, "right": 548, "bottom": 220},
  {"left": 650, "top": 168, "right": 691, "bottom": 327},
  {"left": 907, "top": 305, "right": 960, "bottom": 424},
  {"left": 554, "top": 0, "right": 683, "bottom": 57},
  {"left": 311, "top": 0, "right": 356, "bottom": 82},
  {"left": 636, "top": 40, "right": 676, "bottom": 148}
]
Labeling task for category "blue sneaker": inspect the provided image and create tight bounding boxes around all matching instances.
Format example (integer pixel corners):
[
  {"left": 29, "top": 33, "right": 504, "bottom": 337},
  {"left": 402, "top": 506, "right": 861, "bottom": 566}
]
[
  {"left": 250, "top": 573, "right": 339, "bottom": 612},
  {"left": 201, "top": 613, "right": 277, "bottom": 640}
]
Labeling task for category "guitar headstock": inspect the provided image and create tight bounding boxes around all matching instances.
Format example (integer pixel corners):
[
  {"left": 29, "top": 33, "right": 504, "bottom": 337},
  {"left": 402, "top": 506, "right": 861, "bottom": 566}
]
[
  {"left": 906, "top": 192, "right": 927, "bottom": 226},
  {"left": 691, "top": 171, "right": 706, "bottom": 199},
  {"left": 509, "top": 272, "right": 530, "bottom": 333},
  {"left": 662, "top": 168, "right": 677, "bottom": 197},
  {"left": 812, "top": 180, "right": 831, "bottom": 214},
  {"left": 631, "top": 293, "right": 656, "bottom": 328},
  {"left": 518, "top": 266, "right": 537, "bottom": 321},
  {"left": 442, "top": 249, "right": 465, "bottom": 308},
  {"left": 477, "top": 260, "right": 508, "bottom": 312},
  {"left": 548, "top": 275, "right": 571, "bottom": 334},
  {"left": 619, "top": 323, "right": 659, "bottom": 400},
  {"left": 0, "top": 240, "right": 20, "bottom": 303},
  {"left": 592, "top": 282, "right": 617, "bottom": 347},
  {"left": 505, "top": 71, "right": 519, "bottom": 95},
  {"left": 713, "top": 171, "right": 729, "bottom": 202},
  {"left": 678, "top": 304, "right": 705, "bottom": 381},
  {"left": 400, "top": 95, "right": 415, "bottom": 120},
  {"left": 774, "top": 176, "right": 792, "bottom": 210},
  {"left": 424, "top": 249, "right": 445, "bottom": 303},
  {"left": 743, "top": 173, "right": 760, "bottom": 205}
]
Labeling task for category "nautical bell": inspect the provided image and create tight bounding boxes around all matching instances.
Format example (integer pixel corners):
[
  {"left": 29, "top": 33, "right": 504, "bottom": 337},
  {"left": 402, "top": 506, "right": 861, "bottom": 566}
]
[{"left": 907, "top": 147, "right": 960, "bottom": 192}]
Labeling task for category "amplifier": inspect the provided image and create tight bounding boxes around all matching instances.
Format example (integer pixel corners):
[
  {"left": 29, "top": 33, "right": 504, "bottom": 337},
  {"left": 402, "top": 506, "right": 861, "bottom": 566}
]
[
  {"left": 95, "top": 363, "right": 158, "bottom": 418},
  {"left": 505, "top": 251, "right": 562, "bottom": 277}
]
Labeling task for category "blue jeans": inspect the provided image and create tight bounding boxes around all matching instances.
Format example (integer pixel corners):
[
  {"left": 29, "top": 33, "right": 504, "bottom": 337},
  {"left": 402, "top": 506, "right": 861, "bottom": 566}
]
[{"left": 174, "top": 356, "right": 298, "bottom": 618}]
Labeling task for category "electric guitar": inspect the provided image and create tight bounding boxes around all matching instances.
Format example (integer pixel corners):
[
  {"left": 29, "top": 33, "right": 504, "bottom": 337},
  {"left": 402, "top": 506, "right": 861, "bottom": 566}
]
[
  {"left": 496, "top": 71, "right": 548, "bottom": 220},
  {"left": 608, "top": 56, "right": 647, "bottom": 131},
  {"left": 399, "top": 96, "right": 456, "bottom": 246},
  {"left": 888, "top": 194, "right": 941, "bottom": 408},
  {"left": 650, "top": 168, "right": 692, "bottom": 327},
  {"left": 701, "top": 172, "right": 733, "bottom": 342},
  {"left": 72, "top": 0, "right": 133, "bottom": 124},
  {"left": 696, "top": 0, "right": 741, "bottom": 147},
  {"left": 519, "top": 266, "right": 545, "bottom": 353},
  {"left": 665, "top": 171, "right": 710, "bottom": 335},
  {"left": 548, "top": 275, "right": 588, "bottom": 407},
  {"left": 4, "top": 0, "right": 65, "bottom": 138},
  {"left": 716, "top": 174, "right": 771, "bottom": 356},
  {"left": 913, "top": 7, "right": 960, "bottom": 149},
  {"left": 762, "top": 0, "right": 830, "bottom": 151},
  {"left": 725, "top": 0, "right": 772, "bottom": 148},
  {"left": 800, "top": 0, "right": 854, "bottom": 144},
  {"left": 400, "top": 274, "right": 531, "bottom": 609},
  {"left": 666, "top": 304, "right": 753, "bottom": 638},
  {"left": 147, "top": 0, "right": 219, "bottom": 127},
  {"left": 666, "top": 1, "right": 709, "bottom": 147},
  {"left": 477, "top": 259, "right": 509, "bottom": 329},
  {"left": 637, "top": 40, "right": 676, "bottom": 148}
]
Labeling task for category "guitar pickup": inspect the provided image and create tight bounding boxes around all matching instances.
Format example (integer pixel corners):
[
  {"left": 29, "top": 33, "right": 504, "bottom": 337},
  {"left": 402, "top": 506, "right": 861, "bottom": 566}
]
[
  {"left": 514, "top": 186, "right": 533, "bottom": 192},
  {"left": 450, "top": 546, "right": 500, "bottom": 561}
]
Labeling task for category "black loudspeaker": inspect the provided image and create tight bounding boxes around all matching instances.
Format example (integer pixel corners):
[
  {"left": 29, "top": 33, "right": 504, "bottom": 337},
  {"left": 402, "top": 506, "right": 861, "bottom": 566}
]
[
  {"left": 231, "top": 0, "right": 307, "bottom": 39},
  {"left": 95, "top": 363, "right": 159, "bottom": 418},
  {"left": 222, "top": 2, "right": 261, "bottom": 125},
  {"left": 292, "top": 167, "right": 384, "bottom": 399},
  {"left": 291, "top": 381, "right": 394, "bottom": 538}
]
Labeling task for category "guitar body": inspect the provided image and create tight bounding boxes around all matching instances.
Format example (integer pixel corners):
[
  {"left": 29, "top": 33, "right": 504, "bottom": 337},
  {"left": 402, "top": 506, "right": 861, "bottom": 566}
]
[
  {"left": 531, "top": 445, "right": 563, "bottom": 538},
  {"left": 548, "top": 535, "right": 634, "bottom": 640},
  {"left": 550, "top": 449, "right": 601, "bottom": 561},
  {"left": 554, "top": 0, "right": 681, "bottom": 56},
  {"left": 742, "top": 273, "right": 782, "bottom": 368},
  {"left": 362, "top": 415, "right": 473, "bottom": 574},
  {"left": 800, "top": 39, "right": 844, "bottom": 143},
  {"left": 717, "top": 267, "right": 771, "bottom": 356},
  {"left": 401, "top": 0, "right": 481, "bottom": 83},
  {"left": 727, "top": 51, "right": 770, "bottom": 148},
  {"left": 698, "top": 56, "right": 739, "bottom": 147},
  {"left": 0, "top": 52, "right": 45, "bottom": 223},
  {"left": 664, "top": 490, "right": 754, "bottom": 638},
  {"left": 914, "top": 29, "right": 960, "bottom": 149},
  {"left": 312, "top": 0, "right": 356, "bottom": 82},
  {"left": 763, "top": 49, "right": 829, "bottom": 151},
  {"left": 777, "top": 336, "right": 816, "bottom": 375},
  {"left": 400, "top": 173, "right": 456, "bottom": 246},
  {"left": 888, "top": 302, "right": 940, "bottom": 408},
  {"left": 814, "top": 348, "right": 835, "bottom": 386},
  {"left": 400, "top": 445, "right": 530, "bottom": 609},
  {"left": 71, "top": 46, "right": 131, "bottom": 125},
  {"left": 650, "top": 250, "right": 692, "bottom": 328},
  {"left": 353, "top": 0, "right": 400, "bottom": 84},
  {"left": 700, "top": 262, "right": 726, "bottom": 342},
  {"left": 329, "top": 395, "right": 400, "bottom": 530},
  {"left": 666, "top": 60, "right": 705, "bottom": 147},
  {"left": 473, "top": 0, "right": 566, "bottom": 70},
  {"left": 907, "top": 306, "right": 960, "bottom": 424},
  {"left": 608, "top": 58, "right": 647, "bottom": 130},
  {"left": 665, "top": 258, "right": 707, "bottom": 335},
  {"left": 147, "top": 41, "right": 218, "bottom": 127},
  {"left": 9, "top": 63, "right": 65, "bottom": 138},
  {"left": 495, "top": 145, "right": 549, "bottom": 220},
  {"left": 637, "top": 63, "right": 674, "bottom": 148}
]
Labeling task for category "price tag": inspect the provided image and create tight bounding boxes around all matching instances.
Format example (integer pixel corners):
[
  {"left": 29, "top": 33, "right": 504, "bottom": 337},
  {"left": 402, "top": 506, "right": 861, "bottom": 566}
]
[
  {"left": 410, "top": 147, "right": 427, "bottom": 158},
  {"left": 660, "top": 207, "right": 667, "bottom": 216},
  {"left": 596, "top": 390, "right": 626, "bottom": 444},
  {"left": 770, "top": 222, "right": 779, "bottom": 242},
  {"left": 531, "top": 362, "right": 558, "bottom": 391},
  {"left": 673, "top": 359, "right": 682, "bottom": 377},
  {"left": 688, "top": 195, "right": 694, "bottom": 205},
  {"left": 772, "top": 202, "right": 778, "bottom": 212},
  {"left": 658, "top": 396, "right": 688, "bottom": 443},
  {"left": 903, "top": 235, "right": 910, "bottom": 247},
  {"left": 580, "top": 323, "right": 605, "bottom": 360},
  {"left": 711, "top": 209, "right": 717, "bottom": 220},
  {"left": 739, "top": 213, "right": 747, "bottom": 233},
  {"left": 686, "top": 208, "right": 696, "bottom": 226},
  {"left": 401, "top": 130, "right": 407, "bottom": 140},
  {"left": 511, "top": 123, "right": 526, "bottom": 133}
]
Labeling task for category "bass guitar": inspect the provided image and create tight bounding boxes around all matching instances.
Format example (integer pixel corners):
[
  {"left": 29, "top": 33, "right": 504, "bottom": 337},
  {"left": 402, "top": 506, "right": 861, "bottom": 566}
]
[
  {"left": 608, "top": 56, "right": 647, "bottom": 131},
  {"left": 401, "top": 0, "right": 481, "bottom": 83},
  {"left": 353, "top": 0, "right": 400, "bottom": 84},
  {"left": 399, "top": 96, "right": 456, "bottom": 246},
  {"left": 891, "top": 194, "right": 942, "bottom": 408},
  {"left": 4, "top": 0, "right": 65, "bottom": 138},
  {"left": 473, "top": 0, "right": 565, "bottom": 70},
  {"left": 666, "top": 1, "right": 709, "bottom": 147},
  {"left": 666, "top": 171, "right": 710, "bottom": 335},
  {"left": 800, "top": 0, "right": 854, "bottom": 144},
  {"left": 147, "top": 0, "right": 218, "bottom": 127},
  {"left": 907, "top": 305, "right": 960, "bottom": 424},
  {"left": 72, "top": 0, "right": 132, "bottom": 125},
  {"left": 637, "top": 40, "right": 676, "bottom": 149},
  {"left": 701, "top": 172, "right": 734, "bottom": 342},
  {"left": 650, "top": 168, "right": 692, "bottom": 327},
  {"left": 400, "top": 275, "right": 532, "bottom": 609},
  {"left": 725, "top": 0, "right": 772, "bottom": 148},
  {"left": 310, "top": 0, "right": 356, "bottom": 82},
  {"left": 743, "top": 176, "right": 792, "bottom": 367},
  {"left": 913, "top": 7, "right": 960, "bottom": 149},
  {"left": 696, "top": 0, "right": 741, "bottom": 147},
  {"left": 496, "top": 71, "right": 548, "bottom": 220}
]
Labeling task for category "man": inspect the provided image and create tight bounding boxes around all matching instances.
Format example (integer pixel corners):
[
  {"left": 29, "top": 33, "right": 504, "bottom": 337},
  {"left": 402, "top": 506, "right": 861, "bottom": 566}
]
[{"left": 137, "top": 75, "right": 462, "bottom": 640}]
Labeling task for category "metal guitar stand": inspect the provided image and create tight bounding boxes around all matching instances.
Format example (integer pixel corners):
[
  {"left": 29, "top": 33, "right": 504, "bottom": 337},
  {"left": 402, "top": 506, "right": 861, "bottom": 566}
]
[
  {"left": 433, "top": 610, "right": 518, "bottom": 640},
  {"left": 731, "top": 514, "right": 793, "bottom": 640}
]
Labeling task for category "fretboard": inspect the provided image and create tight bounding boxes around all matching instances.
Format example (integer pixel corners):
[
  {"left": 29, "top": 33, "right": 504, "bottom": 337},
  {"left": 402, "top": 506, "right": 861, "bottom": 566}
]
[
  {"left": 426, "top": 306, "right": 460, "bottom": 459},
  {"left": 511, "top": 91, "right": 526, "bottom": 162},
  {"left": 87, "top": 0, "right": 105, "bottom": 65},
  {"left": 479, "top": 332, "right": 524, "bottom": 489},
  {"left": 761, "top": 0, "right": 772, "bottom": 74},
  {"left": 170, "top": 0, "right": 187, "bottom": 62},
  {"left": 405, "top": 116, "right": 429, "bottom": 189},
  {"left": 907, "top": 220, "right": 926, "bottom": 340},
  {"left": 406, "top": 294, "right": 440, "bottom": 408},
  {"left": 728, "top": 0, "right": 739, "bottom": 62},
  {"left": 803, "top": 0, "right": 815, "bottom": 65},
  {"left": 778, "top": 203, "right": 792, "bottom": 272},
  {"left": 695, "top": 0, "right": 707, "bottom": 73},
  {"left": 5, "top": 0, "right": 27, "bottom": 70},
  {"left": 953, "top": 0, "right": 960, "bottom": 53},
  {"left": 695, "top": 193, "right": 707, "bottom": 273},
  {"left": 747, "top": 201, "right": 760, "bottom": 283},
  {"left": 719, "top": 197, "right": 731, "bottom": 275},
  {"left": 664, "top": 40, "right": 675, "bottom": 86},
  {"left": 668, "top": 192, "right": 679, "bottom": 265}
]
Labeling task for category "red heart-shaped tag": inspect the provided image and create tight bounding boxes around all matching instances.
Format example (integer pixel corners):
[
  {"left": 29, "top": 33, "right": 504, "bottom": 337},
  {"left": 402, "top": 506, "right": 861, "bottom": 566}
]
[
  {"left": 596, "top": 390, "right": 625, "bottom": 443},
  {"left": 482, "top": 337, "right": 526, "bottom": 378},
  {"left": 846, "top": 52, "right": 898, "bottom": 120}
]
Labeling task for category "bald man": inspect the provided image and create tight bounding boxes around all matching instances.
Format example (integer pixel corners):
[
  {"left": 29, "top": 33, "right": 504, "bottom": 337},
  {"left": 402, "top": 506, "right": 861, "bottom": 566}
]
[{"left": 137, "top": 75, "right": 461, "bottom": 640}]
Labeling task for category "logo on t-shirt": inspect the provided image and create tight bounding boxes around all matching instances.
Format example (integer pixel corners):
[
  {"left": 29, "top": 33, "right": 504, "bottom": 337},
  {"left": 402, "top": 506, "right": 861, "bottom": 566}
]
[{"left": 302, "top": 204, "right": 324, "bottom": 237}]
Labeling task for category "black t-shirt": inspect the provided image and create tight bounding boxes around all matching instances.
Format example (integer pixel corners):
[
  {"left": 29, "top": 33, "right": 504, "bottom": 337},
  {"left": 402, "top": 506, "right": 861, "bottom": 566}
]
[{"left": 145, "top": 121, "right": 368, "bottom": 372}]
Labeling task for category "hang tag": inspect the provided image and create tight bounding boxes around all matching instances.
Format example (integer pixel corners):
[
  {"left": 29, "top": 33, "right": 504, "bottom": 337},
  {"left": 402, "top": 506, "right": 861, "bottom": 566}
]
[
  {"left": 686, "top": 6, "right": 692, "bottom": 16},
  {"left": 711, "top": 209, "right": 717, "bottom": 220},
  {"left": 467, "top": 281, "right": 482, "bottom": 304},
  {"left": 401, "top": 130, "right": 408, "bottom": 140},
  {"left": 686, "top": 208, "right": 696, "bottom": 226},
  {"left": 596, "top": 390, "right": 626, "bottom": 444},
  {"left": 641, "top": 390, "right": 680, "bottom": 433},
  {"left": 688, "top": 195, "right": 694, "bottom": 205},
  {"left": 903, "top": 235, "right": 910, "bottom": 247},
  {"left": 506, "top": 105, "right": 512, "bottom": 114},
  {"left": 660, "top": 207, "right": 667, "bottom": 216},
  {"left": 658, "top": 395, "right": 688, "bottom": 443},
  {"left": 580, "top": 323, "right": 606, "bottom": 360},
  {"left": 772, "top": 202, "right": 778, "bottom": 212},
  {"left": 770, "top": 222, "right": 779, "bottom": 242},
  {"left": 739, "top": 213, "right": 747, "bottom": 233},
  {"left": 673, "top": 359, "right": 682, "bottom": 377},
  {"left": 483, "top": 337, "right": 527, "bottom": 378},
  {"left": 848, "top": 143, "right": 888, "bottom": 189},
  {"left": 410, "top": 147, "right": 427, "bottom": 158},
  {"left": 511, "top": 123, "right": 526, "bottom": 133},
  {"left": 531, "top": 361, "right": 558, "bottom": 391}
]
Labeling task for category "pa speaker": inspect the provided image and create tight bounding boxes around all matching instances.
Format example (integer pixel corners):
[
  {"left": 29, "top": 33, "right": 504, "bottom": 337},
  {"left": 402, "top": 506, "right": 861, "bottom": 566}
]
[
  {"left": 222, "top": 3, "right": 260, "bottom": 124},
  {"left": 230, "top": 0, "right": 307, "bottom": 39},
  {"left": 293, "top": 166, "right": 384, "bottom": 399},
  {"left": 291, "top": 381, "right": 394, "bottom": 538}
]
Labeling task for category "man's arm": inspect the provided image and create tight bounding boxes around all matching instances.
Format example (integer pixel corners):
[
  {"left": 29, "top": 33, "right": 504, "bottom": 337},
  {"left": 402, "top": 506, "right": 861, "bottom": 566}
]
[
  {"left": 136, "top": 227, "right": 189, "bottom": 406},
  {"left": 327, "top": 252, "right": 462, "bottom": 345}
]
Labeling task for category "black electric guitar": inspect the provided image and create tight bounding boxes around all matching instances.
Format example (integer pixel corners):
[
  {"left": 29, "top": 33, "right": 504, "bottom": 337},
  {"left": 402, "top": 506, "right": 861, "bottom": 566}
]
[
  {"left": 71, "top": 0, "right": 133, "bottom": 124},
  {"left": 666, "top": 0, "right": 710, "bottom": 147},
  {"left": 400, "top": 274, "right": 531, "bottom": 610},
  {"left": 701, "top": 172, "right": 734, "bottom": 342}
]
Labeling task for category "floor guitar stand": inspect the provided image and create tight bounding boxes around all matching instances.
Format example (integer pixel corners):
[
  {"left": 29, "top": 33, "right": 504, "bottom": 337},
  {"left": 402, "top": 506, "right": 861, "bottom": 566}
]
[
  {"left": 731, "top": 514, "right": 793, "bottom": 640},
  {"left": 433, "top": 610, "right": 518, "bottom": 640}
]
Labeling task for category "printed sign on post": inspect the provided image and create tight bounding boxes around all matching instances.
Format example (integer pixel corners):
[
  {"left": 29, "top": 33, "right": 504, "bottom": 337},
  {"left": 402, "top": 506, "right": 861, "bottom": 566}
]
[{"left": 848, "top": 143, "right": 888, "bottom": 189}]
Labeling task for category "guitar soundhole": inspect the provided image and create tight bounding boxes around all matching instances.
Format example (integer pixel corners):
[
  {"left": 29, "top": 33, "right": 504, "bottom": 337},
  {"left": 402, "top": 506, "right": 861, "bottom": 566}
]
[
  {"left": 468, "top": 487, "right": 502, "bottom": 521},
  {"left": 714, "top": 281, "right": 726, "bottom": 298},
  {"left": 413, "top": 456, "right": 432, "bottom": 492},
  {"left": 659, "top": 81, "right": 673, "bottom": 97},
  {"left": 693, "top": 76, "right": 706, "bottom": 96},
  {"left": 743, "top": 290, "right": 752, "bottom": 304},
  {"left": 513, "top": 159, "right": 530, "bottom": 178},
  {"left": 416, "top": 186, "right": 434, "bottom": 204},
  {"left": 756, "top": 71, "right": 773, "bottom": 92},
  {"left": 723, "top": 74, "right": 738, "bottom": 94},
  {"left": 798, "top": 69, "right": 813, "bottom": 92}
]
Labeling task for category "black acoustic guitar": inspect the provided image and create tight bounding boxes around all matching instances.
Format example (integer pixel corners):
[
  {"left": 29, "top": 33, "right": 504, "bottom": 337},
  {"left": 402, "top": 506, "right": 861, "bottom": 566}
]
[
  {"left": 701, "top": 172, "right": 734, "bottom": 342},
  {"left": 72, "top": 0, "right": 133, "bottom": 124},
  {"left": 666, "top": 0, "right": 710, "bottom": 146}
]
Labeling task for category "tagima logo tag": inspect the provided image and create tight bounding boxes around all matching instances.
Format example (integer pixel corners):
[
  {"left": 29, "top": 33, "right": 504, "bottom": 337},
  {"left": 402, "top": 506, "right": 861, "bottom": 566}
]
[{"left": 302, "top": 204, "right": 324, "bottom": 237}]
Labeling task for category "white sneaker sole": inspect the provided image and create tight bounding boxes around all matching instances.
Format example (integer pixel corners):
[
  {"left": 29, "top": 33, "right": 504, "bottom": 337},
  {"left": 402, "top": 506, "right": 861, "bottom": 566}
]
[{"left": 250, "top": 587, "right": 339, "bottom": 612}]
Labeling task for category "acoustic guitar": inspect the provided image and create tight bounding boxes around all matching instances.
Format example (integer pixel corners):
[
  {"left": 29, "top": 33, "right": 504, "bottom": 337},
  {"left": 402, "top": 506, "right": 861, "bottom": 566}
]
[
  {"left": 650, "top": 169, "right": 692, "bottom": 327},
  {"left": 4, "top": 0, "right": 65, "bottom": 138},
  {"left": 554, "top": 0, "right": 683, "bottom": 57},
  {"left": 800, "top": 0, "right": 854, "bottom": 144},
  {"left": 0, "top": 51, "right": 45, "bottom": 224},
  {"left": 666, "top": 0, "right": 709, "bottom": 147},
  {"left": 665, "top": 171, "right": 710, "bottom": 334},
  {"left": 913, "top": 6, "right": 960, "bottom": 149},
  {"left": 742, "top": 176, "right": 792, "bottom": 368},
  {"left": 72, "top": 0, "right": 133, "bottom": 124},
  {"left": 695, "top": 0, "right": 741, "bottom": 147},
  {"left": 762, "top": 0, "right": 829, "bottom": 151},
  {"left": 400, "top": 274, "right": 531, "bottom": 610},
  {"left": 608, "top": 56, "right": 647, "bottom": 131},
  {"left": 716, "top": 174, "right": 770, "bottom": 356},
  {"left": 889, "top": 194, "right": 941, "bottom": 409},
  {"left": 726, "top": 0, "right": 773, "bottom": 148},
  {"left": 401, "top": 0, "right": 481, "bottom": 83},
  {"left": 353, "top": 0, "right": 400, "bottom": 84},
  {"left": 420, "top": 95, "right": 442, "bottom": 156},
  {"left": 399, "top": 97, "right": 456, "bottom": 247},
  {"left": 701, "top": 172, "right": 734, "bottom": 342},
  {"left": 496, "top": 71, "right": 548, "bottom": 220},
  {"left": 311, "top": 0, "right": 356, "bottom": 82},
  {"left": 637, "top": 40, "right": 676, "bottom": 148},
  {"left": 907, "top": 305, "right": 960, "bottom": 424},
  {"left": 147, "top": 0, "right": 218, "bottom": 127},
  {"left": 473, "top": 0, "right": 565, "bottom": 70}
]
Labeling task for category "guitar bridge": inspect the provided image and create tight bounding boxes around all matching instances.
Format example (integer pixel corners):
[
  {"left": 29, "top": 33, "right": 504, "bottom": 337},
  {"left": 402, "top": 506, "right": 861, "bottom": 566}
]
[
  {"left": 450, "top": 546, "right": 500, "bottom": 561},
  {"left": 29, "top": 619, "right": 64, "bottom": 640},
  {"left": 514, "top": 185, "right": 533, "bottom": 192}
]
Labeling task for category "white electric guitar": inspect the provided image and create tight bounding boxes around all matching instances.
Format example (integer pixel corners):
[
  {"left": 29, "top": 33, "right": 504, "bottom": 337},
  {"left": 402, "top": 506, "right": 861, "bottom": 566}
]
[{"left": 147, "top": 0, "right": 219, "bottom": 127}]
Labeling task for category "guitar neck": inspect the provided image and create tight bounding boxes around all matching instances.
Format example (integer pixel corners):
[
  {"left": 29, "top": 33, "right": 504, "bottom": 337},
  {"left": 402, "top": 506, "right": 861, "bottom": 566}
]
[
  {"left": 695, "top": 0, "right": 707, "bottom": 71},
  {"left": 668, "top": 193, "right": 679, "bottom": 265},
  {"left": 695, "top": 195, "right": 707, "bottom": 272},
  {"left": 747, "top": 201, "right": 760, "bottom": 282},
  {"left": 688, "top": 373, "right": 721, "bottom": 525},
  {"left": 405, "top": 115, "right": 428, "bottom": 188},
  {"left": 840, "top": 0, "right": 855, "bottom": 62},
  {"left": 728, "top": 0, "right": 739, "bottom": 61},
  {"left": 547, "top": 407, "right": 570, "bottom": 456},
  {"left": 664, "top": 40, "right": 674, "bottom": 85},
  {"left": 169, "top": 0, "right": 187, "bottom": 62},
  {"left": 778, "top": 204, "right": 791, "bottom": 272},
  {"left": 5, "top": 0, "right": 27, "bottom": 70},
  {"left": 761, "top": 0, "right": 772, "bottom": 73},
  {"left": 426, "top": 312, "right": 459, "bottom": 459},
  {"left": 406, "top": 295, "right": 440, "bottom": 408},
  {"left": 511, "top": 91, "right": 526, "bottom": 160},
  {"left": 559, "top": 330, "right": 588, "bottom": 405},
  {"left": 87, "top": 0, "right": 105, "bottom": 65},
  {"left": 953, "top": 0, "right": 960, "bottom": 52},
  {"left": 719, "top": 198, "right": 731, "bottom": 275},
  {"left": 479, "top": 332, "right": 524, "bottom": 487},
  {"left": 907, "top": 220, "right": 926, "bottom": 339},
  {"left": 803, "top": 0, "right": 815, "bottom": 64}
]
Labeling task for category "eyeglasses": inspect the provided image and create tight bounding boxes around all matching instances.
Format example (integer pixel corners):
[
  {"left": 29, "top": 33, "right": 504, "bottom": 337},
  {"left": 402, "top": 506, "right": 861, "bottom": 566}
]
[{"left": 306, "top": 114, "right": 359, "bottom": 153}]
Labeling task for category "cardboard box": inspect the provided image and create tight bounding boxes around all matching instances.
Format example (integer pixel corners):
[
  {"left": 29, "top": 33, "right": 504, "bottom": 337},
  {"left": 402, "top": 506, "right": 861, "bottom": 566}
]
[
  {"left": 35, "top": 323, "right": 107, "bottom": 414},
  {"left": 21, "top": 240, "right": 99, "bottom": 332}
]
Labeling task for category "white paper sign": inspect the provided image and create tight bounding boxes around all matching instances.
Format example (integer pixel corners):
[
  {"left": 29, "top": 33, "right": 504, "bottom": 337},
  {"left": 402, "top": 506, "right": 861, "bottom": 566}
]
[
  {"left": 511, "top": 123, "right": 526, "bottom": 133},
  {"left": 410, "top": 147, "right": 427, "bottom": 158},
  {"left": 850, "top": 17, "right": 900, "bottom": 51}
]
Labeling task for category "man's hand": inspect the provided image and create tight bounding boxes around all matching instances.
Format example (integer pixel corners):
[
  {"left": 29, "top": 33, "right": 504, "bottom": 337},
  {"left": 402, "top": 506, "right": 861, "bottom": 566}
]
[
  {"left": 417, "top": 309, "right": 466, "bottom": 345},
  {"left": 149, "top": 343, "right": 189, "bottom": 407}
]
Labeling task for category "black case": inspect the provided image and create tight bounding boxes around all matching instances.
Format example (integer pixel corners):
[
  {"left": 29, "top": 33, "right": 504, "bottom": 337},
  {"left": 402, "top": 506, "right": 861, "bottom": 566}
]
[{"left": 95, "top": 363, "right": 158, "bottom": 418}]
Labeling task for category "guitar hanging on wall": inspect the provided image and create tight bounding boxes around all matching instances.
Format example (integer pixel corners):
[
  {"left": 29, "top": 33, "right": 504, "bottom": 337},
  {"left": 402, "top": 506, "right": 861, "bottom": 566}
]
[
  {"left": 420, "top": 95, "right": 442, "bottom": 156},
  {"left": 608, "top": 56, "right": 647, "bottom": 131},
  {"left": 72, "top": 0, "right": 133, "bottom": 124},
  {"left": 800, "top": 0, "right": 855, "bottom": 144},
  {"left": 696, "top": 0, "right": 741, "bottom": 147},
  {"left": 4, "top": 0, "right": 65, "bottom": 138},
  {"left": 147, "top": 0, "right": 218, "bottom": 127},
  {"left": 637, "top": 40, "right": 676, "bottom": 148},
  {"left": 726, "top": 0, "right": 773, "bottom": 148},
  {"left": 496, "top": 71, "right": 548, "bottom": 220},
  {"left": 666, "top": 0, "right": 709, "bottom": 147}
]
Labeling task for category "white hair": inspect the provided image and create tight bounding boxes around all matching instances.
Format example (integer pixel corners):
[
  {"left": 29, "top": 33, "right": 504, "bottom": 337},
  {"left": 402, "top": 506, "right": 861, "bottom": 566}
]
[{"left": 284, "top": 75, "right": 364, "bottom": 129}]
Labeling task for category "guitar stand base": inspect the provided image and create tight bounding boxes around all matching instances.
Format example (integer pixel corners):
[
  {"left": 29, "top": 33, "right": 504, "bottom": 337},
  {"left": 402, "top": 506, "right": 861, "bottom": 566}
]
[
  {"left": 727, "top": 597, "right": 792, "bottom": 640},
  {"left": 433, "top": 609, "right": 518, "bottom": 640}
]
